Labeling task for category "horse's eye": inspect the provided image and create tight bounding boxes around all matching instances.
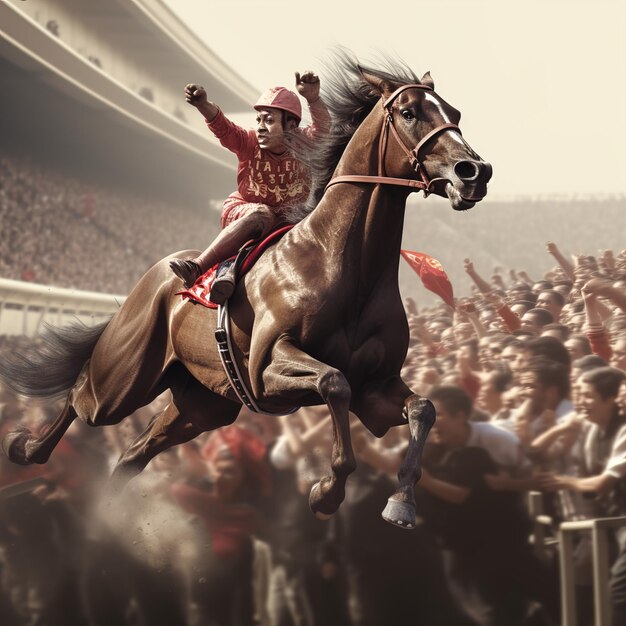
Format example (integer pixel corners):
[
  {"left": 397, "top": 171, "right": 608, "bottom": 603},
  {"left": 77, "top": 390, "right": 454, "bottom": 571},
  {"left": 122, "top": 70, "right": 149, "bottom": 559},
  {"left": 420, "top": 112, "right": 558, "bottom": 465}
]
[{"left": 401, "top": 110, "right": 415, "bottom": 121}]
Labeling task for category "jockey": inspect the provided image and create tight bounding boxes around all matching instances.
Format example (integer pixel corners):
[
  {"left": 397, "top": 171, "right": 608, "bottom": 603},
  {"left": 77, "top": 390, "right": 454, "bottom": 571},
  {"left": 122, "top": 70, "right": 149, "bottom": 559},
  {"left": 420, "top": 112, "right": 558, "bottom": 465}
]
[{"left": 170, "top": 72, "right": 331, "bottom": 304}]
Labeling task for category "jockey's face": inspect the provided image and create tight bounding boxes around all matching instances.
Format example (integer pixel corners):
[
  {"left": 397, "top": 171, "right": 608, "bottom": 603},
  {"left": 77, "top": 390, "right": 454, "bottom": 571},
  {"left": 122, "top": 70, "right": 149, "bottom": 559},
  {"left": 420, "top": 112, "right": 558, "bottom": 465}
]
[{"left": 255, "top": 107, "right": 296, "bottom": 154}]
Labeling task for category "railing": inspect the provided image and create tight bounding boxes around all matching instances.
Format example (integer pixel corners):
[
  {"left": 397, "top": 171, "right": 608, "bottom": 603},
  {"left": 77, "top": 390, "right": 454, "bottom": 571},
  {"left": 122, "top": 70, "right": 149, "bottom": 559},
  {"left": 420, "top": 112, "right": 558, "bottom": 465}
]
[
  {"left": 0, "top": 278, "right": 125, "bottom": 337},
  {"left": 528, "top": 492, "right": 626, "bottom": 626},
  {"left": 559, "top": 516, "right": 626, "bottom": 626}
]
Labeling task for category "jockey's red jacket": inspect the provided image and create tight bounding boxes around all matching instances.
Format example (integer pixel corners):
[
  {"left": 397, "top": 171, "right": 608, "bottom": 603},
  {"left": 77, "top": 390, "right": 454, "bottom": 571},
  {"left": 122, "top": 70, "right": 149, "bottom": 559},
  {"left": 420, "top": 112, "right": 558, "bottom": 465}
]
[{"left": 205, "top": 100, "right": 330, "bottom": 213}]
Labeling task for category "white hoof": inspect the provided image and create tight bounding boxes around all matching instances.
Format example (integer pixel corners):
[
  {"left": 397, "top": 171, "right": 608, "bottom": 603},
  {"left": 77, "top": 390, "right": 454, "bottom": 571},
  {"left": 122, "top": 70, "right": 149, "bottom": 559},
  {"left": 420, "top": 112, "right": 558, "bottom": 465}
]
[
  {"left": 381, "top": 497, "right": 417, "bottom": 530},
  {"left": 314, "top": 511, "right": 333, "bottom": 521}
]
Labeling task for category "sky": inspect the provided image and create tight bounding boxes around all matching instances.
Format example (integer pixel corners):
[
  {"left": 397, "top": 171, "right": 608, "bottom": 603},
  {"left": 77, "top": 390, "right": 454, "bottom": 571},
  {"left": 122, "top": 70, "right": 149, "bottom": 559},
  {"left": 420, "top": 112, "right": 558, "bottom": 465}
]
[{"left": 163, "top": 0, "right": 626, "bottom": 198}]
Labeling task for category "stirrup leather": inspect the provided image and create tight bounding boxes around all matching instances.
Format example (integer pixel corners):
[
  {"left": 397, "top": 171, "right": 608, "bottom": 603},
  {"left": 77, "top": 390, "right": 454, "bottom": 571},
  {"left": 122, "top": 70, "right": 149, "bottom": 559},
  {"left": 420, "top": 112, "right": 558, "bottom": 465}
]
[{"left": 214, "top": 303, "right": 299, "bottom": 416}]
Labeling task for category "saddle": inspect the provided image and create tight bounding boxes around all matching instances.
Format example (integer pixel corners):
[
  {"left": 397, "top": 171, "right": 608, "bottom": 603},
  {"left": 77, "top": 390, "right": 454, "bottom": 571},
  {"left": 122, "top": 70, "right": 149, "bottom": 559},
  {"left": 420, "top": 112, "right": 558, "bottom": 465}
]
[
  {"left": 179, "top": 224, "right": 299, "bottom": 415},
  {"left": 178, "top": 225, "right": 294, "bottom": 309}
]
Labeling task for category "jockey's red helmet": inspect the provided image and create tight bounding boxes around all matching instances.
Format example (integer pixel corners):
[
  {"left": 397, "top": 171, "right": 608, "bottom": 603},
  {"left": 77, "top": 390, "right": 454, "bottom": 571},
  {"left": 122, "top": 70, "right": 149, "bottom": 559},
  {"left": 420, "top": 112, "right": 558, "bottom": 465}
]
[{"left": 254, "top": 87, "right": 302, "bottom": 123}]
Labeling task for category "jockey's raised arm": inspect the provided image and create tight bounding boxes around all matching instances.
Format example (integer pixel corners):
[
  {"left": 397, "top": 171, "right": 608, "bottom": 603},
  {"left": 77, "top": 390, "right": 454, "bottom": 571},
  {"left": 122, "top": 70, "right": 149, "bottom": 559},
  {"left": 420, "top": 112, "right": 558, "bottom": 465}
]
[{"left": 170, "top": 71, "right": 331, "bottom": 303}]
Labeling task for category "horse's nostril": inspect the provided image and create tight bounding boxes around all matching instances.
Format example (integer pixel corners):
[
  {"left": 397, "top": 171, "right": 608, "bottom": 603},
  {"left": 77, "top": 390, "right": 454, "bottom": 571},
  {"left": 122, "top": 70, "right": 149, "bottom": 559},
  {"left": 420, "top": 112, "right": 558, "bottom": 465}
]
[{"left": 454, "top": 160, "right": 480, "bottom": 181}]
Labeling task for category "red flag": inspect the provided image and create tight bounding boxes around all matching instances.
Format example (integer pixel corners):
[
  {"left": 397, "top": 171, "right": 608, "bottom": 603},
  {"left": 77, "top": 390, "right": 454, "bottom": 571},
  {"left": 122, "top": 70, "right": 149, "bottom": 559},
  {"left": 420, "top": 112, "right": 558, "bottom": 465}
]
[{"left": 400, "top": 250, "right": 455, "bottom": 308}]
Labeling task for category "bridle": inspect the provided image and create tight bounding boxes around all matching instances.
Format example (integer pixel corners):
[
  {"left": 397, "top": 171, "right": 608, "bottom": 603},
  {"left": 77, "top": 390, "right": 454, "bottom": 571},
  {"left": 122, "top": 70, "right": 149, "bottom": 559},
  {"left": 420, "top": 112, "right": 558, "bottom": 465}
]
[{"left": 325, "top": 84, "right": 461, "bottom": 197}]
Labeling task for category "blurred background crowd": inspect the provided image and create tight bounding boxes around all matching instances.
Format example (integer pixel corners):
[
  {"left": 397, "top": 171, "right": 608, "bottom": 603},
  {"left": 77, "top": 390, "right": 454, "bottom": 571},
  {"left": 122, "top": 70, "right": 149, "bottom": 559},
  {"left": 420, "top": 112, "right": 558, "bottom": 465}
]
[
  {"left": 0, "top": 154, "right": 215, "bottom": 294},
  {"left": 2, "top": 222, "right": 626, "bottom": 626}
]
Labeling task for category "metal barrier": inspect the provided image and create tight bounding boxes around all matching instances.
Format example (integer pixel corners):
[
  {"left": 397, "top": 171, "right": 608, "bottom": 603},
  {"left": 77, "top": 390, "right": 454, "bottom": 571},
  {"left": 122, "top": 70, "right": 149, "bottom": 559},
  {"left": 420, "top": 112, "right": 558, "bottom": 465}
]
[
  {"left": 528, "top": 491, "right": 557, "bottom": 561},
  {"left": 0, "top": 278, "right": 125, "bottom": 336},
  {"left": 528, "top": 492, "right": 626, "bottom": 626},
  {"left": 559, "top": 516, "right": 626, "bottom": 626}
]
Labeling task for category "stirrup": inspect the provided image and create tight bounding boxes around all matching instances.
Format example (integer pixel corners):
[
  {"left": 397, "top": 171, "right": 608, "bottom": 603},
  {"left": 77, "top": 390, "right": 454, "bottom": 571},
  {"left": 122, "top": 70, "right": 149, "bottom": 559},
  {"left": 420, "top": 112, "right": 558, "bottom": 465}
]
[
  {"left": 169, "top": 258, "right": 201, "bottom": 289},
  {"left": 209, "top": 260, "right": 236, "bottom": 305}
]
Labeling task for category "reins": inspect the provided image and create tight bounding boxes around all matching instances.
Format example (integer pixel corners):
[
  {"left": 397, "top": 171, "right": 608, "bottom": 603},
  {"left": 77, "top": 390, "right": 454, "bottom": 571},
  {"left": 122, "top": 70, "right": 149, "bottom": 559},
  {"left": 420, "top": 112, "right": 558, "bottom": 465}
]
[{"left": 325, "top": 84, "right": 461, "bottom": 196}]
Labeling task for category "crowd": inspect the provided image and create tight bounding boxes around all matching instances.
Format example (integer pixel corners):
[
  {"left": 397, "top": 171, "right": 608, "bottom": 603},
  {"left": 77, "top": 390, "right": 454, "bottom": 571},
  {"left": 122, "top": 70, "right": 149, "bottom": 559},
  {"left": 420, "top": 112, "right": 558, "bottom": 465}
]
[
  {"left": 2, "top": 233, "right": 626, "bottom": 626},
  {"left": 0, "top": 154, "right": 215, "bottom": 293}
]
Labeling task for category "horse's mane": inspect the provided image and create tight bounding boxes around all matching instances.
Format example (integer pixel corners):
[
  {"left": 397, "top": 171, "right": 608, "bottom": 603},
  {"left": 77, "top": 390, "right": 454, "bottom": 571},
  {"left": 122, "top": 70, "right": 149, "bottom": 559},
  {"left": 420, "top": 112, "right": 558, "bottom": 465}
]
[{"left": 283, "top": 49, "right": 421, "bottom": 223}]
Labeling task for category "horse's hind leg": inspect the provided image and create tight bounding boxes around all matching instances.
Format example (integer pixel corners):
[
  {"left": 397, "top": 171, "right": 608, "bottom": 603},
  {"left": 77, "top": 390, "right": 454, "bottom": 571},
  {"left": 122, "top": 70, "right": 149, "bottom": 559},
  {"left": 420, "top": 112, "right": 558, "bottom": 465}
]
[
  {"left": 110, "top": 372, "right": 241, "bottom": 489},
  {"left": 352, "top": 380, "right": 435, "bottom": 529},
  {"left": 2, "top": 395, "right": 78, "bottom": 465},
  {"left": 262, "top": 339, "right": 356, "bottom": 519},
  {"left": 4, "top": 355, "right": 172, "bottom": 467},
  {"left": 108, "top": 402, "right": 190, "bottom": 490}
]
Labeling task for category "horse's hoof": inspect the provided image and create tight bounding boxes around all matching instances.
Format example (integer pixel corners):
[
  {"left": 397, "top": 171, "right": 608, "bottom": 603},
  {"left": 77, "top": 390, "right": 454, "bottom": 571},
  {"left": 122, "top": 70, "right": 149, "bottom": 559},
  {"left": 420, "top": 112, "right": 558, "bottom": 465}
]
[
  {"left": 308, "top": 480, "right": 337, "bottom": 520},
  {"left": 381, "top": 497, "right": 417, "bottom": 530},
  {"left": 314, "top": 511, "right": 333, "bottom": 521},
  {"left": 2, "top": 428, "right": 35, "bottom": 465}
]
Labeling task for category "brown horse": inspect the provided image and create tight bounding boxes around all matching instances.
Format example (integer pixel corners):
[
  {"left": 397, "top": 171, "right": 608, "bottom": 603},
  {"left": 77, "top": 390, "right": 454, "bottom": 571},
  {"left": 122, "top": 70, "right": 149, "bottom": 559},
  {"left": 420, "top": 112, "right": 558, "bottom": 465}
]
[{"left": 1, "top": 55, "right": 491, "bottom": 528}]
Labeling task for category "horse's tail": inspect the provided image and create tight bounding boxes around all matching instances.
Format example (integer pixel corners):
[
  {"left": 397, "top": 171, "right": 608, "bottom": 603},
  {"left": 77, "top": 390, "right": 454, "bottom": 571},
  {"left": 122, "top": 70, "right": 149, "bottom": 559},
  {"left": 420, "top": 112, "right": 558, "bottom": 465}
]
[{"left": 0, "top": 319, "right": 110, "bottom": 399}]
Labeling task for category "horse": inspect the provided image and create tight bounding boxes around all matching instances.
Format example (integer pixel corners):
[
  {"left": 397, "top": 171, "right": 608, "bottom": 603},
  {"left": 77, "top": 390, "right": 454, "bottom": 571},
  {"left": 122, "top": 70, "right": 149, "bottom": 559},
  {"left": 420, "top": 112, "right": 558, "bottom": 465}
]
[{"left": 1, "top": 54, "right": 492, "bottom": 529}]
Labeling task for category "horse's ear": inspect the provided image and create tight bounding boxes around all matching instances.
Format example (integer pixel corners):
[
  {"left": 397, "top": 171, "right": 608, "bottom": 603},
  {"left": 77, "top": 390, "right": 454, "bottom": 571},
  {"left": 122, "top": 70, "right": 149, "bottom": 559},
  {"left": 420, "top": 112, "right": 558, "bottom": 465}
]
[
  {"left": 358, "top": 66, "right": 398, "bottom": 98},
  {"left": 420, "top": 71, "right": 435, "bottom": 90}
]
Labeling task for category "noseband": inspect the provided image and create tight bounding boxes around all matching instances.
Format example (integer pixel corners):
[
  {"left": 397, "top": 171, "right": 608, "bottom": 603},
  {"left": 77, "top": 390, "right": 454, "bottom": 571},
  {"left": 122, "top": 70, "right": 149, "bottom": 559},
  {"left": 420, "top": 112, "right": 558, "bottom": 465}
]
[{"left": 325, "top": 84, "right": 461, "bottom": 196}]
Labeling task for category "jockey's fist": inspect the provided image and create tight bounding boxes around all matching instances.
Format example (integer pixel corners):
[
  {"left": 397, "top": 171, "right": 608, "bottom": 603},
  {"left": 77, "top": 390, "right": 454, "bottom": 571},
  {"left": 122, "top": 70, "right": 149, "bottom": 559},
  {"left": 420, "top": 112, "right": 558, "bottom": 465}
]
[
  {"left": 295, "top": 71, "right": 321, "bottom": 103},
  {"left": 184, "top": 83, "right": 207, "bottom": 107}
]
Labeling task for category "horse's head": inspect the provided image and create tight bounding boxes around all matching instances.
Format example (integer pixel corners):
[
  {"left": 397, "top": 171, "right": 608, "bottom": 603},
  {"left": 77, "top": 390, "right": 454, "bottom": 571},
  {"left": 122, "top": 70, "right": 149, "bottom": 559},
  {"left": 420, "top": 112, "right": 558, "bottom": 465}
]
[{"left": 362, "top": 70, "right": 492, "bottom": 211}]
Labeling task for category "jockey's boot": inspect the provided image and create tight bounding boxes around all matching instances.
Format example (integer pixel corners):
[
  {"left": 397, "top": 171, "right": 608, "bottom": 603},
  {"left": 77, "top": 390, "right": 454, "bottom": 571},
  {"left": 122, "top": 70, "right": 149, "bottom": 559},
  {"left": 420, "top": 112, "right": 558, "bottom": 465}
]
[
  {"left": 209, "top": 260, "right": 236, "bottom": 305},
  {"left": 169, "top": 258, "right": 201, "bottom": 289},
  {"left": 170, "top": 206, "right": 274, "bottom": 289}
]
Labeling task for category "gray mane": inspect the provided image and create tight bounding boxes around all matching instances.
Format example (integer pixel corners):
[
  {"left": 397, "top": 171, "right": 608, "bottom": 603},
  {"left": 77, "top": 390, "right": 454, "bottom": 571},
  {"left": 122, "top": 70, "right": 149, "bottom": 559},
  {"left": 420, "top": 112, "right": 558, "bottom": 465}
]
[{"left": 283, "top": 49, "right": 421, "bottom": 223}]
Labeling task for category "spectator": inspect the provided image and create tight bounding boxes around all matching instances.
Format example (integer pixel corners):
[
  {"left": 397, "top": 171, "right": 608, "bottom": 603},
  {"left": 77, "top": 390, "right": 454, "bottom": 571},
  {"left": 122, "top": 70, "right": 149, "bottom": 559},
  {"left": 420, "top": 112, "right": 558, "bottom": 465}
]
[
  {"left": 536, "top": 289, "right": 565, "bottom": 321},
  {"left": 539, "top": 367, "right": 626, "bottom": 624},
  {"left": 416, "top": 385, "right": 559, "bottom": 626},
  {"left": 610, "top": 336, "right": 626, "bottom": 371},
  {"left": 513, "top": 357, "right": 572, "bottom": 445},
  {"left": 171, "top": 426, "right": 270, "bottom": 626},
  {"left": 264, "top": 409, "right": 347, "bottom": 626},
  {"left": 475, "top": 366, "right": 513, "bottom": 422},
  {"left": 564, "top": 334, "right": 593, "bottom": 361},
  {"left": 338, "top": 417, "right": 475, "bottom": 626},
  {"left": 521, "top": 307, "right": 555, "bottom": 335},
  {"left": 541, "top": 323, "right": 571, "bottom": 342},
  {"left": 523, "top": 335, "right": 572, "bottom": 369}
]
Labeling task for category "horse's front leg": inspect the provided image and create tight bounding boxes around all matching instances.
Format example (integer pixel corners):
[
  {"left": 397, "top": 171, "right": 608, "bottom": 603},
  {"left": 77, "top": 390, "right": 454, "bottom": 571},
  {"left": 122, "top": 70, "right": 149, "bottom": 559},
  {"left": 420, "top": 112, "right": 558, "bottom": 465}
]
[
  {"left": 262, "top": 339, "right": 356, "bottom": 519},
  {"left": 384, "top": 394, "right": 436, "bottom": 528},
  {"left": 352, "top": 381, "right": 436, "bottom": 529}
]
